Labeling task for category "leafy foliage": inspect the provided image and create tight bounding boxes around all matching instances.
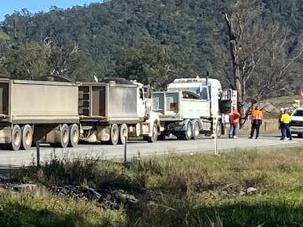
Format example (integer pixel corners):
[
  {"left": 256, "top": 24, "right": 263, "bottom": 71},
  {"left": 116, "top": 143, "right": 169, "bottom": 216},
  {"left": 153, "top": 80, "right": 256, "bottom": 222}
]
[{"left": 0, "top": 0, "right": 303, "bottom": 97}]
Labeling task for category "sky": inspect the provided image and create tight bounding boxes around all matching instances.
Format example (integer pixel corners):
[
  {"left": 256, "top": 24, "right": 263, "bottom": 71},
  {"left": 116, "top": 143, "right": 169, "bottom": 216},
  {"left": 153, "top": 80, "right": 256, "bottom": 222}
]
[{"left": 0, "top": 0, "right": 102, "bottom": 21}]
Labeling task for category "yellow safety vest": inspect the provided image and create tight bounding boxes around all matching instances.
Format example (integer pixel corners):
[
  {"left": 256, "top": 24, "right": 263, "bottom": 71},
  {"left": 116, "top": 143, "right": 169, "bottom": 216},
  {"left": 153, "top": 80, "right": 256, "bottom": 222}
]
[{"left": 280, "top": 114, "right": 291, "bottom": 124}]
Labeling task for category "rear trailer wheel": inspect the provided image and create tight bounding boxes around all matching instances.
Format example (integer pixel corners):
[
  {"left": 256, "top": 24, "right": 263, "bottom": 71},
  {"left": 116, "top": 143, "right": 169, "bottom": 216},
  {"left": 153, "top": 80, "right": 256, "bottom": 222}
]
[
  {"left": 298, "top": 133, "right": 303, "bottom": 138},
  {"left": 11, "top": 125, "right": 22, "bottom": 151},
  {"left": 110, "top": 124, "right": 119, "bottom": 145},
  {"left": 60, "top": 124, "right": 69, "bottom": 148},
  {"left": 146, "top": 123, "right": 158, "bottom": 143},
  {"left": 192, "top": 121, "right": 200, "bottom": 140},
  {"left": 69, "top": 124, "right": 80, "bottom": 147},
  {"left": 22, "top": 125, "right": 33, "bottom": 150},
  {"left": 119, "top": 124, "right": 128, "bottom": 145}
]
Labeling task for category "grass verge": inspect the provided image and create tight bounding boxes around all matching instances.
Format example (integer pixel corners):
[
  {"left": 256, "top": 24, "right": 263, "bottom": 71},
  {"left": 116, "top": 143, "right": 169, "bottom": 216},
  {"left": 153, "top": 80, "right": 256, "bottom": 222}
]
[{"left": 4, "top": 146, "right": 303, "bottom": 226}]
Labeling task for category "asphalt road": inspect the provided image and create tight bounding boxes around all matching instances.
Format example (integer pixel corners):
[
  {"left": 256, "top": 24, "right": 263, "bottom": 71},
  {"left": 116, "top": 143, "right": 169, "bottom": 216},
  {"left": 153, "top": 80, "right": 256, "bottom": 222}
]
[{"left": 0, "top": 134, "right": 302, "bottom": 169}]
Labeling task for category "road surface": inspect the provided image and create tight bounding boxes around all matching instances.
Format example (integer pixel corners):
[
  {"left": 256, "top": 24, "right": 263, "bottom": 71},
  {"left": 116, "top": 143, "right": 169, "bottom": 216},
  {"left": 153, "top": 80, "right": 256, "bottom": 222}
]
[{"left": 0, "top": 135, "right": 302, "bottom": 169}]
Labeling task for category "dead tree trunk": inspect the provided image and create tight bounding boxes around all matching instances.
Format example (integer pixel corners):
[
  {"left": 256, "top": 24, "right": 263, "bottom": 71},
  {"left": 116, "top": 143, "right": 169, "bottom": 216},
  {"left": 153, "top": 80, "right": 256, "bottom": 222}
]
[{"left": 224, "top": 13, "right": 245, "bottom": 120}]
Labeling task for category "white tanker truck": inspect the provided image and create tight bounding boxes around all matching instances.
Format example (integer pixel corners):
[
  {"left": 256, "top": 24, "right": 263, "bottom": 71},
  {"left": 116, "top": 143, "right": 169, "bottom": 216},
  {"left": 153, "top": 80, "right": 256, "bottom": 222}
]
[{"left": 152, "top": 77, "right": 237, "bottom": 140}]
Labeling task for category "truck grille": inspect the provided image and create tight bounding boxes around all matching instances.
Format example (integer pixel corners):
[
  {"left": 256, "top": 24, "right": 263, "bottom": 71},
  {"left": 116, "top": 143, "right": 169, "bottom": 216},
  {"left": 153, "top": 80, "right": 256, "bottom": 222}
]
[{"left": 290, "top": 121, "right": 303, "bottom": 127}]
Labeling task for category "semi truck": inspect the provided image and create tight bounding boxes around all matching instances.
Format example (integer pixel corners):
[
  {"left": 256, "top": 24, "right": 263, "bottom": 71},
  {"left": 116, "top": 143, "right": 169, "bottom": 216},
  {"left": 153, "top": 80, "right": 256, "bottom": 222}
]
[
  {"left": 0, "top": 78, "right": 79, "bottom": 151},
  {"left": 152, "top": 77, "right": 236, "bottom": 140},
  {"left": 78, "top": 80, "right": 160, "bottom": 145}
]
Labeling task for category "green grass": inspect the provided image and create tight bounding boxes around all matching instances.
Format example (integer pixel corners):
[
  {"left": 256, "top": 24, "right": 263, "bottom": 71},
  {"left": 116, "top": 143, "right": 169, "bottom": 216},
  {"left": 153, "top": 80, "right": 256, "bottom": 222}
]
[
  {"left": 0, "top": 190, "right": 126, "bottom": 227},
  {"left": 6, "top": 146, "right": 303, "bottom": 226}
]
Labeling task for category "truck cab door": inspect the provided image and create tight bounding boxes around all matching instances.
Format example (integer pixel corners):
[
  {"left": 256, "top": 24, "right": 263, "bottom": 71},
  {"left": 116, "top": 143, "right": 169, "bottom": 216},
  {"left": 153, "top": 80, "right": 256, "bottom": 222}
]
[
  {"left": 219, "top": 89, "right": 237, "bottom": 114},
  {"left": 198, "top": 86, "right": 211, "bottom": 118},
  {"left": 138, "top": 87, "right": 148, "bottom": 118}
]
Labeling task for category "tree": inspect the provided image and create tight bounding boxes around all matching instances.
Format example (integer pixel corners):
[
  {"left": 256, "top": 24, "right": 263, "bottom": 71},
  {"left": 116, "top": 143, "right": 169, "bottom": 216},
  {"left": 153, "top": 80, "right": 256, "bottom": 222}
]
[
  {"left": 48, "top": 42, "right": 96, "bottom": 81},
  {"left": 224, "top": 0, "right": 303, "bottom": 116},
  {"left": 3, "top": 42, "right": 51, "bottom": 80},
  {"left": 253, "top": 26, "right": 303, "bottom": 98},
  {"left": 224, "top": 0, "right": 263, "bottom": 107},
  {"left": 0, "top": 30, "right": 11, "bottom": 77},
  {"left": 115, "top": 43, "right": 188, "bottom": 88}
]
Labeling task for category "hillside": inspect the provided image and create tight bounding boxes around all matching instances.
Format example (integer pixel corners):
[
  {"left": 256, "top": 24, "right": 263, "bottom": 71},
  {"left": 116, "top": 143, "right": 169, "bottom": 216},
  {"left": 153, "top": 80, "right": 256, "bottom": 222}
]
[{"left": 0, "top": 0, "right": 303, "bottom": 97}]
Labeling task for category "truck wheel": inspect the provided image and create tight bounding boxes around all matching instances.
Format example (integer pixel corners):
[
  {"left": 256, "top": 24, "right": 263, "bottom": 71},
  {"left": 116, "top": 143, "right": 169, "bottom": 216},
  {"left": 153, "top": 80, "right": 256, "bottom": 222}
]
[
  {"left": 69, "top": 124, "right": 79, "bottom": 147},
  {"left": 298, "top": 133, "right": 303, "bottom": 138},
  {"left": 11, "top": 125, "right": 22, "bottom": 151},
  {"left": 192, "top": 121, "right": 200, "bottom": 140},
  {"left": 146, "top": 123, "right": 158, "bottom": 143},
  {"left": 22, "top": 125, "right": 33, "bottom": 150},
  {"left": 182, "top": 121, "right": 192, "bottom": 140},
  {"left": 119, "top": 124, "right": 128, "bottom": 145},
  {"left": 158, "top": 134, "right": 166, "bottom": 140},
  {"left": 60, "top": 124, "right": 70, "bottom": 148},
  {"left": 110, "top": 124, "right": 119, "bottom": 145},
  {"left": 175, "top": 132, "right": 183, "bottom": 140}
]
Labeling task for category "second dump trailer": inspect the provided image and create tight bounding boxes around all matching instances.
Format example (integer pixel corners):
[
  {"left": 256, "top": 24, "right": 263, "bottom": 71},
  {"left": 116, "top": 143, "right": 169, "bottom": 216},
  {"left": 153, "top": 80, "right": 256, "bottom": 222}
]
[
  {"left": 78, "top": 80, "right": 160, "bottom": 145},
  {"left": 0, "top": 79, "right": 79, "bottom": 151}
]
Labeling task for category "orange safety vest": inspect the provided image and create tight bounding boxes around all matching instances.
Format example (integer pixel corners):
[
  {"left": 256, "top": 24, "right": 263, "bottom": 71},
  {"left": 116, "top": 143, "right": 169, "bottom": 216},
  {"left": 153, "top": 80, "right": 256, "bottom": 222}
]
[{"left": 251, "top": 109, "right": 263, "bottom": 120}]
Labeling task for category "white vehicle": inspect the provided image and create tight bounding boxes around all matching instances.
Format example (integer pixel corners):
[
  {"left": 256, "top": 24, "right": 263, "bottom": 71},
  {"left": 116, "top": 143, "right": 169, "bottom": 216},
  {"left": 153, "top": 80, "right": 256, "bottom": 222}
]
[
  {"left": 290, "top": 107, "right": 303, "bottom": 138},
  {"left": 78, "top": 79, "right": 160, "bottom": 145},
  {"left": 152, "top": 77, "right": 236, "bottom": 140}
]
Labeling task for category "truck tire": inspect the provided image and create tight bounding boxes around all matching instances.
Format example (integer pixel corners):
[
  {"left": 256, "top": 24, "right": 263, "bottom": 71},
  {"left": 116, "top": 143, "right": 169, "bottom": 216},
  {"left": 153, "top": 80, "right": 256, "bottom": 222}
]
[
  {"left": 181, "top": 121, "right": 192, "bottom": 140},
  {"left": 110, "top": 124, "right": 119, "bottom": 145},
  {"left": 175, "top": 132, "right": 182, "bottom": 140},
  {"left": 22, "top": 125, "right": 33, "bottom": 150},
  {"left": 119, "top": 124, "right": 128, "bottom": 145},
  {"left": 60, "top": 124, "right": 70, "bottom": 148},
  {"left": 158, "top": 133, "right": 166, "bottom": 140},
  {"left": 298, "top": 133, "right": 303, "bottom": 138},
  {"left": 192, "top": 121, "right": 200, "bottom": 140},
  {"left": 69, "top": 124, "right": 79, "bottom": 147},
  {"left": 11, "top": 125, "right": 22, "bottom": 151},
  {"left": 146, "top": 123, "right": 158, "bottom": 143}
]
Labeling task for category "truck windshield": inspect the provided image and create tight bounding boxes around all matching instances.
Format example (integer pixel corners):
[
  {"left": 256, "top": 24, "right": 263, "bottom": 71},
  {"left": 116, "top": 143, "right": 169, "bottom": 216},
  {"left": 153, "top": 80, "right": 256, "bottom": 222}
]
[
  {"left": 187, "top": 87, "right": 208, "bottom": 100},
  {"left": 171, "top": 87, "right": 208, "bottom": 100},
  {"left": 293, "top": 110, "right": 303, "bottom": 117}
]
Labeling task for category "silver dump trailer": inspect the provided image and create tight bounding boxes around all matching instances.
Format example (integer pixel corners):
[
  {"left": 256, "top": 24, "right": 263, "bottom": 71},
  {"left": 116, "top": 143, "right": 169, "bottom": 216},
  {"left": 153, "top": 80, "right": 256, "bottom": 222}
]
[
  {"left": 0, "top": 79, "right": 79, "bottom": 150},
  {"left": 78, "top": 81, "right": 160, "bottom": 145}
]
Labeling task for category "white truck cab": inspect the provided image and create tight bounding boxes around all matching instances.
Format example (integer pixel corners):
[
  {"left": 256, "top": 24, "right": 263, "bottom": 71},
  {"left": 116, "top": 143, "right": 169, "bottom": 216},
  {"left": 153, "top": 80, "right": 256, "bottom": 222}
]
[
  {"left": 152, "top": 77, "right": 236, "bottom": 140},
  {"left": 168, "top": 78, "right": 224, "bottom": 118}
]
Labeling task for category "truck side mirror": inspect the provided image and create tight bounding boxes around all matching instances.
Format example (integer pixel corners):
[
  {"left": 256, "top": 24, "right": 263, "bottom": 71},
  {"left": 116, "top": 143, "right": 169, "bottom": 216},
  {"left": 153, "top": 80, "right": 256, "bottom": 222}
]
[
  {"left": 143, "top": 86, "right": 151, "bottom": 99},
  {"left": 139, "top": 89, "right": 144, "bottom": 99}
]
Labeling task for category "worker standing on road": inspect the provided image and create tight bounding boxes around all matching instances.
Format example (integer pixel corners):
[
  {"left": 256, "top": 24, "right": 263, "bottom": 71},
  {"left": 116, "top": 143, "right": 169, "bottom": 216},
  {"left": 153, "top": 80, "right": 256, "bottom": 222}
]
[
  {"left": 280, "top": 109, "right": 292, "bottom": 140},
  {"left": 279, "top": 108, "right": 284, "bottom": 135},
  {"left": 229, "top": 106, "right": 241, "bottom": 139},
  {"left": 249, "top": 106, "right": 263, "bottom": 139}
]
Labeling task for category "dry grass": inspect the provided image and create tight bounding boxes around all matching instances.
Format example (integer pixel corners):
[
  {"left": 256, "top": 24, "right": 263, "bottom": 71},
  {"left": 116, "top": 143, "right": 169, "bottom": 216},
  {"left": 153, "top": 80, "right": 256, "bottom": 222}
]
[
  {"left": 0, "top": 190, "right": 126, "bottom": 227},
  {"left": 7, "top": 146, "right": 303, "bottom": 226}
]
